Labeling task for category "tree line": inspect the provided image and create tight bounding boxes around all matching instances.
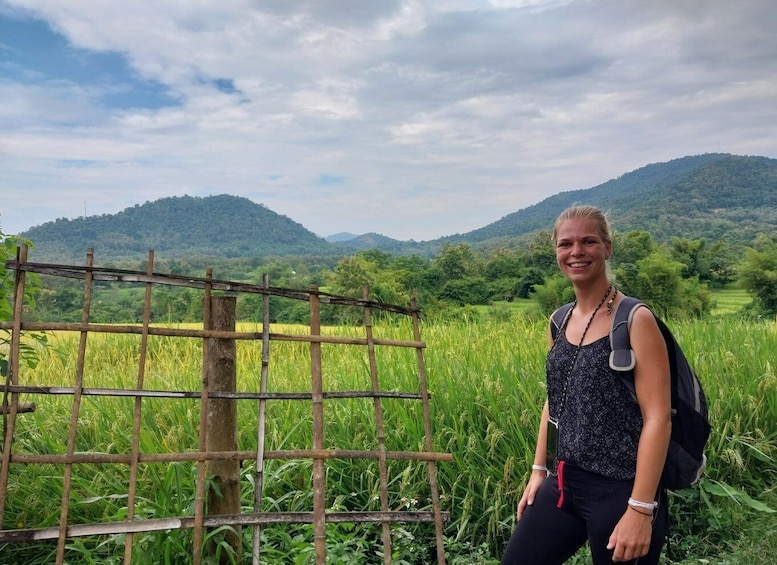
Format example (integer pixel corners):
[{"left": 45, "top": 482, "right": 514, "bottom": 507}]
[{"left": 6, "top": 227, "right": 776, "bottom": 329}]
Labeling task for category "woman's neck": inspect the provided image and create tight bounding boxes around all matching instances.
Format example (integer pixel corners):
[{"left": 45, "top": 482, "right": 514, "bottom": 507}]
[{"left": 574, "top": 280, "right": 614, "bottom": 313}]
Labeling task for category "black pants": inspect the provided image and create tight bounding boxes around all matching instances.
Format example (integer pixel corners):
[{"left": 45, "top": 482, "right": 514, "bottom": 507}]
[{"left": 501, "top": 464, "right": 667, "bottom": 565}]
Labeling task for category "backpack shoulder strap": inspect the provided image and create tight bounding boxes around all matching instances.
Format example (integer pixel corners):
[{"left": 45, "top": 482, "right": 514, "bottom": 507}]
[
  {"left": 550, "top": 302, "right": 575, "bottom": 342},
  {"left": 608, "top": 295, "right": 646, "bottom": 372}
]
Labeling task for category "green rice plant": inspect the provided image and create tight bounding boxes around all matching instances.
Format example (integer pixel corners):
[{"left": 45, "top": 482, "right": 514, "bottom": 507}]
[{"left": 2, "top": 315, "right": 775, "bottom": 563}]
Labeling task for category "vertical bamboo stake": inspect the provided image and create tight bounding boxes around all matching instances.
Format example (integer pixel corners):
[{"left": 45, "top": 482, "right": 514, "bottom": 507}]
[
  {"left": 205, "top": 296, "right": 241, "bottom": 561},
  {"left": 56, "top": 248, "right": 95, "bottom": 564},
  {"left": 123, "top": 250, "right": 155, "bottom": 564},
  {"left": 363, "top": 287, "right": 392, "bottom": 564},
  {"left": 0, "top": 244, "right": 28, "bottom": 523},
  {"left": 192, "top": 269, "right": 213, "bottom": 565},
  {"left": 411, "top": 297, "right": 446, "bottom": 565},
  {"left": 309, "top": 287, "right": 326, "bottom": 564},
  {"left": 252, "top": 273, "right": 271, "bottom": 565}
]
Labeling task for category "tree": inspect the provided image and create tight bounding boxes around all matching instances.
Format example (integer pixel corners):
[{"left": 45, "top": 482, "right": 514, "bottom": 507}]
[
  {"left": 738, "top": 235, "right": 777, "bottom": 315},
  {"left": 439, "top": 277, "right": 490, "bottom": 306},
  {"left": 433, "top": 242, "right": 479, "bottom": 280},
  {"left": 1, "top": 230, "right": 47, "bottom": 377},
  {"left": 532, "top": 274, "right": 574, "bottom": 315},
  {"left": 483, "top": 249, "right": 526, "bottom": 281},
  {"left": 670, "top": 237, "right": 711, "bottom": 281},
  {"left": 706, "top": 240, "right": 738, "bottom": 287},
  {"left": 525, "top": 231, "right": 557, "bottom": 274},
  {"left": 612, "top": 230, "right": 656, "bottom": 267},
  {"left": 614, "top": 250, "right": 711, "bottom": 318},
  {"left": 515, "top": 267, "right": 546, "bottom": 299}
]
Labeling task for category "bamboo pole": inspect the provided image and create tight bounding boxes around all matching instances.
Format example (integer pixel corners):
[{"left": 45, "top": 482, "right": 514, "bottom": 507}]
[
  {"left": 252, "top": 273, "right": 271, "bottom": 565},
  {"left": 0, "top": 244, "right": 28, "bottom": 524},
  {"left": 0, "top": 320, "right": 425, "bottom": 349},
  {"left": 1, "top": 261, "right": 420, "bottom": 316},
  {"left": 309, "top": 287, "right": 326, "bottom": 564},
  {"left": 124, "top": 250, "right": 155, "bottom": 563},
  {"left": 411, "top": 297, "right": 447, "bottom": 565},
  {"left": 0, "top": 510, "right": 451, "bottom": 544},
  {"left": 363, "top": 287, "right": 393, "bottom": 564},
  {"left": 4, "top": 384, "right": 423, "bottom": 401},
  {"left": 0, "top": 402, "right": 35, "bottom": 415},
  {"left": 192, "top": 269, "right": 213, "bottom": 565},
  {"left": 56, "top": 248, "right": 95, "bottom": 564},
  {"left": 10, "top": 448, "right": 454, "bottom": 465}
]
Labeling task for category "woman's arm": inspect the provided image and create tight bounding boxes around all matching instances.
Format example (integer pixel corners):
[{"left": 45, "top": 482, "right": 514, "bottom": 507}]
[
  {"left": 516, "top": 399, "right": 550, "bottom": 520},
  {"left": 629, "top": 306, "right": 672, "bottom": 505},
  {"left": 516, "top": 325, "right": 555, "bottom": 520},
  {"left": 607, "top": 305, "right": 672, "bottom": 561}
]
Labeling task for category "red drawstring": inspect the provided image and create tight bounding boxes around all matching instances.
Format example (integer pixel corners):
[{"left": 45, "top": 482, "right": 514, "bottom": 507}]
[{"left": 556, "top": 460, "right": 565, "bottom": 508}]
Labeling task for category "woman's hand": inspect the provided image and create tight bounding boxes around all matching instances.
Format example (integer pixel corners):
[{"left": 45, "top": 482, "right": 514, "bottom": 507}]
[
  {"left": 516, "top": 471, "right": 547, "bottom": 521},
  {"left": 606, "top": 508, "right": 653, "bottom": 561}
]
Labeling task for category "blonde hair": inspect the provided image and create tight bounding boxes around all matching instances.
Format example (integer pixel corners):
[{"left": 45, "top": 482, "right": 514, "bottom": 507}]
[{"left": 552, "top": 205, "right": 612, "bottom": 245}]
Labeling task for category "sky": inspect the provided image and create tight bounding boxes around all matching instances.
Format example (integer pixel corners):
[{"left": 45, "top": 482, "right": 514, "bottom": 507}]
[{"left": 1, "top": 1, "right": 776, "bottom": 241}]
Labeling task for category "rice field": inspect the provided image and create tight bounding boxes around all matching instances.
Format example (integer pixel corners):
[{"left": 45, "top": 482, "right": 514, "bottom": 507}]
[
  {"left": 1, "top": 315, "right": 775, "bottom": 563},
  {"left": 710, "top": 288, "right": 753, "bottom": 316}
]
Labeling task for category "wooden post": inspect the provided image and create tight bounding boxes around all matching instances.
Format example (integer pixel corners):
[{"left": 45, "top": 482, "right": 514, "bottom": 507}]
[{"left": 205, "top": 295, "right": 242, "bottom": 561}]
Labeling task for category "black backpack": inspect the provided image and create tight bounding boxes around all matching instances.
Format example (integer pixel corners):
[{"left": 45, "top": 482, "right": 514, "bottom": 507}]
[{"left": 550, "top": 296, "right": 711, "bottom": 489}]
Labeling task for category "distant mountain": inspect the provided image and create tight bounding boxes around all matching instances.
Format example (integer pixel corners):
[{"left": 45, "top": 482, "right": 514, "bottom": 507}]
[
  {"left": 21, "top": 194, "right": 334, "bottom": 263},
  {"left": 332, "top": 232, "right": 420, "bottom": 254},
  {"left": 325, "top": 232, "right": 359, "bottom": 243},
  {"left": 17, "top": 153, "right": 777, "bottom": 263},
  {"left": 445, "top": 153, "right": 777, "bottom": 247}
]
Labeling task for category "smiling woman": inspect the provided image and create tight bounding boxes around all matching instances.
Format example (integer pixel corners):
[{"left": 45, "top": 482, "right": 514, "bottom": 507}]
[{"left": 501, "top": 205, "right": 672, "bottom": 565}]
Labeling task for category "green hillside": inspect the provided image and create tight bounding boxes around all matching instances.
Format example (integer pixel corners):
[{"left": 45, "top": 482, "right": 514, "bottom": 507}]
[
  {"left": 453, "top": 153, "right": 777, "bottom": 246},
  {"left": 21, "top": 194, "right": 333, "bottom": 263},
  {"left": 15, "top": 153, "right": 777, "bottom": 263}
]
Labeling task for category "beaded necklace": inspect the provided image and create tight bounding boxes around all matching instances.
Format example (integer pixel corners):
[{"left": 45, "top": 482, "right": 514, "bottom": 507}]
[{"left": 550, "top": 283, "right": 614, "bottom": 423}]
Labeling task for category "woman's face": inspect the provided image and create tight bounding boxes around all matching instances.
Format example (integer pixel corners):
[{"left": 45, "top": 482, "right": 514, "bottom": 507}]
[{"left": 554, "top": 218, "right": 611, "bottom": 284}]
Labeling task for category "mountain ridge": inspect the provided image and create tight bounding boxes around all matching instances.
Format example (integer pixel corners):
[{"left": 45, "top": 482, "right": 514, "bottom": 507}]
[{"left": 15, "top": 153, "right": 777, "bottom": 263}]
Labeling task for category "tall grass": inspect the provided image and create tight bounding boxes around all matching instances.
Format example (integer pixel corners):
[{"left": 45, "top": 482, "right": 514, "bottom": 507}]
[{"left": 1, "top": 316, "right": 775, "bottom": 563}]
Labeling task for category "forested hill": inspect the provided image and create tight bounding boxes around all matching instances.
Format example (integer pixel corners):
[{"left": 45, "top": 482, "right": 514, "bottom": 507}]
[
  {"left": 448, "top": 153, "right": 777, "bottom": 247},
  {"left": 16, "top": 153, "right": 777, "bottom": 263},
  {"left": 21, "top": 194, "right": 333, "bottom": 263}
]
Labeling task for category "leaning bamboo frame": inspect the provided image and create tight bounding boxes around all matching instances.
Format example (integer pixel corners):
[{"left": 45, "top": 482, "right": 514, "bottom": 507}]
[{"left": 0, "top": 246, "right": 451, "bottom": 564}]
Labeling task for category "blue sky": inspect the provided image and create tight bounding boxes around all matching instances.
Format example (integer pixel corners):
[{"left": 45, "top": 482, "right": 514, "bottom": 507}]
[{"left": 1, "top": 0, "right": 776, "bottom": 241}]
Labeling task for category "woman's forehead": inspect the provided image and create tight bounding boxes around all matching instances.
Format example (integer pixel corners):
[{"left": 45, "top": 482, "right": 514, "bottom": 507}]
[{"left": 555, "top": 218, "right": 602, "bottom": 238}]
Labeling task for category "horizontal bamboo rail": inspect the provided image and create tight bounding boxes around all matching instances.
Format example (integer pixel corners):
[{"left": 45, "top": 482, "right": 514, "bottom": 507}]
[
  {"left": 0, "top": 401, "right": 35, "bottom": 414},
  {"left": 0, "top": 510, "right": 451, "bottom": 544},
  {"left": 4, "top": 260, "right": 420, "bottom": 316},
  {"left": 0, "top": 321, "right": 425, "bottom": 348},
  {"left": 10, "top": 449, "right": 454, "bottom": 465},
  {"left": 4, "top": 384, "right": 424, "bottom": 400}
]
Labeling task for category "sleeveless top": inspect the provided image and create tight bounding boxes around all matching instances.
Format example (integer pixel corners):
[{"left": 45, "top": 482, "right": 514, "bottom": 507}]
[{"left": 546, "top": 332, "right": 644, "bottom": 480}]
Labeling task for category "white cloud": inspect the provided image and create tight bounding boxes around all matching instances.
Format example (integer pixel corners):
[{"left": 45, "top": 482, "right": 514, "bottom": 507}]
[{"left": 1, "top": 0, "right": 776, "bottom": 240}]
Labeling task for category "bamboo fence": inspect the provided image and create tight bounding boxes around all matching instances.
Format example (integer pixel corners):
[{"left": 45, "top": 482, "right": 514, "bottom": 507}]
[{"left": 0, "top": 246, "right": 451, "bottom": 565}]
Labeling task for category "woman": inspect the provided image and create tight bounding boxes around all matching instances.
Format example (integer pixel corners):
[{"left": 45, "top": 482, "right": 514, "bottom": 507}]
[{"left": 501, "top": 205, "right": 672, "bottom": 564}]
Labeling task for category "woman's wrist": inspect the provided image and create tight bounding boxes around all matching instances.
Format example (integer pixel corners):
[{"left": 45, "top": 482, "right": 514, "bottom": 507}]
[
  {"left": 627, "top": 505, "right": 653, "bottom": 517},
  {"left": 627, "top": 497, "right": 658, "bottom": 518},
  {"left": 627, "top": 497, "right": 658, "bottom": 511}
]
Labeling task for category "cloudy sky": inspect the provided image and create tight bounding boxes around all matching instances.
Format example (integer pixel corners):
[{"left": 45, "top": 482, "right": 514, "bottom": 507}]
[{"left": 1, "top": 1, "right": 776, "bottom": 241}]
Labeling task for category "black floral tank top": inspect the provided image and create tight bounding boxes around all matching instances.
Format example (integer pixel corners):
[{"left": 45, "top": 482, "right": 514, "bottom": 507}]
[{"left": 546, "top": 332, "right": 644, "bottom": 480}]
